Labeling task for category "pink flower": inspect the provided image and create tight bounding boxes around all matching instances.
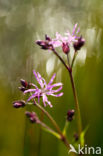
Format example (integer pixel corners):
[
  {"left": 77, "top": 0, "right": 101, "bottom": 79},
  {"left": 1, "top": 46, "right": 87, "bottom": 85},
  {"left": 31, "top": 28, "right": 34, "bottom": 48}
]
[
  {"left": 36, "top": 24, "right": 85, "bottom": 52},
  {"left": 24, "top": 70, "right": 63, "bottom": 107},
  {"left": 50, "top": 23, "right": 80, "bottom": 48}
]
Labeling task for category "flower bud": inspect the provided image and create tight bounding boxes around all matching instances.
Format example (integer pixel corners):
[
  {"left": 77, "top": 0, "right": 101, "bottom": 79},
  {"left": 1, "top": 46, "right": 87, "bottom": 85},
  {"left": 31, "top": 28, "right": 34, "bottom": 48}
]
[
  {"left": 20, "top": 79, "right": 28, "bottom": 88},
  {"left": 67, "top": 109, "right": 75, "bottom": 121},
  {"left": 73, "top": 36, "right": 85, "bottom": 51},
  {"left": 36, "top": 35, "right": 53, "bottom": 50},
  {"left": 45, "top": 34, "right": 51, "bottom": 41},
  {"left": 13, "top": 100, "right": 25, "bottom": 108},
  {"left": 25, "top": 111, "right": 40, "bottom": 123},
  {"left": 18, "top": 87, "right": 26, "bottom": 92},
  {"left": 62, "top": 42, "right": 70, "bottom": 54}
]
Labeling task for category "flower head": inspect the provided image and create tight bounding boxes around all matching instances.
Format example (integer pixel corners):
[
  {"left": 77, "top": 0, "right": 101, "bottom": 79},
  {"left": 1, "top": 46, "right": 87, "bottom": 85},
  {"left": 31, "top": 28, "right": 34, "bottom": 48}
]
[
  {"left": 36, "top": 24, "right": 85, "bottom": 53},
  {"left": 24, "top": 70, "right": 63, "bottom": 107},
  {"left": 50, "top": 23, "right": 80, "bottom": 48}
]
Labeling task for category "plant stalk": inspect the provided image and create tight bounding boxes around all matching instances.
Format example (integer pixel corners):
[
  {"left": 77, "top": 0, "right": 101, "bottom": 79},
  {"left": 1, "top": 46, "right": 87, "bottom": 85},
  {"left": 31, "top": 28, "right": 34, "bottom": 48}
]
[
  {"left": 34, "top": 101, "right": 70, "bottom": 149},
  {"left": 52, "top": 49, "right": 82, "bottom": 136},
  {"left": 68, "top": 69, "right": 82, "bottom": 136}
]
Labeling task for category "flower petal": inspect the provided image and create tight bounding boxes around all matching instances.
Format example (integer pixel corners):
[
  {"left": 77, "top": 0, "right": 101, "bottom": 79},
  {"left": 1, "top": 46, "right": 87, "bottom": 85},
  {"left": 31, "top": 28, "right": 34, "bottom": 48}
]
[
  {"left": 48, "top": 73, "right": 56, "bottom": 85},
  {"left": 33, "top": 70, "right": 44, "bottom": 88},
  {"left": 31, "top": 83, "right": 38, "bottom": 89},
  {"left": 42, "top": 94, "right": 53, "bottom": 107},
  {"left": 50, "top": 40, "right": 62, "bottom": 48},
  {"left": 46, "top": 86, "right": 63, "bottom": 95},
  {"left": 27, "top": 93, "right": 37, "bottom": 101},
  {"left": 72, "top": 23, "right": 78, "bottom": 36},
  {"left": 50, "top": 82, "right": 63, "bottom": 89},
  {"left": 50, "top": 92, "right": 63, "bottom": 97},
  {"left": 24, "top": 89, "right": 36, "bottom": 94}
]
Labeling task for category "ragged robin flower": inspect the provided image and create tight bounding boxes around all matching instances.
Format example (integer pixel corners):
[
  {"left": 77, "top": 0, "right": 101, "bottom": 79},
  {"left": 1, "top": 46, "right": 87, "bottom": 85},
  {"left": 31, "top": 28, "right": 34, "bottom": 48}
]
[
  {"left": 24, "top": 70, "right": 63, "bottom": 107},
  {"left": 36, "top": 23, "right": 85, "bottom": 53}
]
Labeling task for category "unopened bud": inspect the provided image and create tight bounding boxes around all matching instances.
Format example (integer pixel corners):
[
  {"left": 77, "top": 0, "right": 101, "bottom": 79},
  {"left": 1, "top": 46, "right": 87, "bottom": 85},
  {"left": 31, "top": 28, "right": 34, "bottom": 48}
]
[
  {"left": 73, "top": 36, "right": 85, "bottom": 51},
  {"left": 25, "top": 111, "right": 40, "bottom": 123},
  {"left": 20, "top": 79, "right": 28, "bottom": 88},
  {"left": 62, "top": 42, "right": 70, "bottom": 54},
  {"left": 67, "top": 109, "right": 75, "bottom": 121},
  {"left": 18, "top": 87, "right": 26, "bottom": 92},
  {"left": 13, "top": 100, "right": 25, "bottom": 108},
  {"left": 36, "top": 35, "right": 53, "bottom": 50},
  {"left": 45, "top": 34, "right": 51, "bottom": 41}
]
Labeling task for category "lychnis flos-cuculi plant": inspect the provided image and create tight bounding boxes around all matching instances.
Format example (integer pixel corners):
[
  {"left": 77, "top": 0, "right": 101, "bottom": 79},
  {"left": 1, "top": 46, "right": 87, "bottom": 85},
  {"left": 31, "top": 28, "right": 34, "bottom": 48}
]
[{"left": 13, "top": 23, "right": 85, "bottom": 155}]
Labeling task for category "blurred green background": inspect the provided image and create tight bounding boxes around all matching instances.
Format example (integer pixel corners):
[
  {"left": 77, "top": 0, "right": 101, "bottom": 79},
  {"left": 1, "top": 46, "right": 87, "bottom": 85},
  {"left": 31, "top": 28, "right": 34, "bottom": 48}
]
[{"left": 0, "top": 0, "right": 103, "bottom": 156}]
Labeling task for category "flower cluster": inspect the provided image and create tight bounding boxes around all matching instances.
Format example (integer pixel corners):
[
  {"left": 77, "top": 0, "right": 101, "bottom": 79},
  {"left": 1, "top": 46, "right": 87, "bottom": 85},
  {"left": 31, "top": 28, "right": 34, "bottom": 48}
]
[
  {"left": 36, "top": 23, "right": 85, "bottom": 54},
  {"left": 13, "top": 23, "right": 85, "bottom": 149}
]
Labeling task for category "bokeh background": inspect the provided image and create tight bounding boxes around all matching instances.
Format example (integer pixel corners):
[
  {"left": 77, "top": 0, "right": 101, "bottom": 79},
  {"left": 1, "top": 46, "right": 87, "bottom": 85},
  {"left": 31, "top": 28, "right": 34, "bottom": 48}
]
[{"left": 0, "top": 0, "right": 103, "bottom": 156}]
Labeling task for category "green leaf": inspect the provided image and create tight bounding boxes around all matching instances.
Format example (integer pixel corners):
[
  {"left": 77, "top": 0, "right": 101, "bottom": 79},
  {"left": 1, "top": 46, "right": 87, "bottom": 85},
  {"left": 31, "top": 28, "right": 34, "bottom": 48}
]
[
  {"left": 80, "top": 125, "right": 89, "bottom": 146},
  {"left": 62, "top": 121, "right": 69, "bottom": 136}
]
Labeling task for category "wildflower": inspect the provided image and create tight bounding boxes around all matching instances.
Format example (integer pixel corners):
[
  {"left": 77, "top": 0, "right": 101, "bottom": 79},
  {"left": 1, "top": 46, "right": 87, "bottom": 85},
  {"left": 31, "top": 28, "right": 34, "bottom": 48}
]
[
  {"left": 36, "top": 35, "right": 53, "bottom": 50},
  {"left": 25, "top": 111, "right": 40, "bottom": 123},
  {"left": 13, "top": 100, "right": 25, "bottom": 108},
  {"left": 50, "top": 23, "right": 80, "bottom": 48},
  {"left": 24, "top": 70, "right": 63, "bottom": 107},
  {"left": 36, "top": 24, "right": 85, "bottom": 54},
  {"left": 67, "top": 109, "right": 75, "bottom": 121},
  {"left": 73, "top": 36, "right": 85, "bottom": 51}
]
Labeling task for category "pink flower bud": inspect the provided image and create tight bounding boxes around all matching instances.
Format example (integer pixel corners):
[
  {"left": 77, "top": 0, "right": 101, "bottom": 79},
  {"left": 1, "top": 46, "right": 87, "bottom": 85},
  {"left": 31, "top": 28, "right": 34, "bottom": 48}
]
[
  {"left": 13, "top": 100, "right": 25, "bottom": 108},
  {"left": 62, "top": 43, "right": 70, "bottom": 54}
]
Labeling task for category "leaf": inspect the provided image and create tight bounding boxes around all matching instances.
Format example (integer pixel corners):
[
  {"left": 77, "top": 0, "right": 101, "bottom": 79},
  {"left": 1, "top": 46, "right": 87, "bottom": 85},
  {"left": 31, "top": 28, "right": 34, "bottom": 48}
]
[{"left": 80, "top": 125, "right": 89, "bottom": 146}]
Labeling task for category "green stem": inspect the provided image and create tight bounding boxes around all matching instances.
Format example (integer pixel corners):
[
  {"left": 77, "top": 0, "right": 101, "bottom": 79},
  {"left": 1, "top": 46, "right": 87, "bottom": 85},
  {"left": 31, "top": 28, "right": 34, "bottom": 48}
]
[
  {"left": 35, "top": 101, "right": 62, "bottom": 135},
  {"left": 71, "top": 51, "right": 77, "bottom": 68},
  {"left": 68, "top": 70, "right": 82, "bottom": 136},
  {"left": 34, "top": 101, "right": 70, "bottom": 150},
  {"left": 53, "top": 49, "right": 69, "bottom": 70},
  {"left": 67, "top": 53, "right": 70, "bottom": 67},
  {"left": 52, "top": 49, "right": 82, "bottom": 136},
  {"left": 40, "top": 122, "right": 60, "bottom": 139},
  {"left": 63, "top": 120, "right": 69, "bottom": 136}
]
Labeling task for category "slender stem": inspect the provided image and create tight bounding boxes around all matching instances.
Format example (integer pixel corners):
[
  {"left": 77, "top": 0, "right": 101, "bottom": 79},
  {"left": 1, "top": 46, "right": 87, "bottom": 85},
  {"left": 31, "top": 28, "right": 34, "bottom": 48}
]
[
  {"left": 37, "top": 111, "right": 44, "bottom": 156},
  {"left": 67, "top": 53, "right": 70, "bottom": 67},
  {"left": 34, "top": 101, "right": 70, "bottom": 149},
  {"left": 52, "top": 49, "right": 69, "bottom": 70},
  {"left": 71, "top": 51, "right": 77, "bottom": 68},
  {"left": 52, "top": 49, "right": 82, "bottom": 136},
  {"left": 35, "top": 101, "right": 62, "bottom": 135},
  {"left": 68, "top": 70, "right": 82, "bottom": 136},
  {"left": 40, "top": 121, "right": 60, "bottom": 139}
]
